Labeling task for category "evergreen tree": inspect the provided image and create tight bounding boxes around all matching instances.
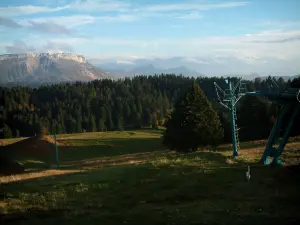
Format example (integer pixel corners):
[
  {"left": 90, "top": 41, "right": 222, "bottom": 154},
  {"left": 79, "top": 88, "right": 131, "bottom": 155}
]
[
  {"left": 163, "top": 82, "right": 223, "bottom": 152},
  {"left": 76, "top": 115, "right": 82, "bottom": 133},
  {"left": 89, "top": 115, "right": 97, "bottom": 132},
  {"left": 36, "top": 121, "right": 44, "bottom": 136},
  {"left": 98, "top": 119, "right": 105, "bottom": 131},
  {"left": 3, "top": 124, "right": 13, "bottom": 139},
  {"left": 151, "top": 116, "right": 158, "bottom": 129},
  {"left": 106, "top": 112, "right": 114, "bottom": 130},
  {"left": 116, "top": 116, "right": 124, "bottom": 130},
  {"left": 98, "top": 107, "right": 106, "bottom": 131}
]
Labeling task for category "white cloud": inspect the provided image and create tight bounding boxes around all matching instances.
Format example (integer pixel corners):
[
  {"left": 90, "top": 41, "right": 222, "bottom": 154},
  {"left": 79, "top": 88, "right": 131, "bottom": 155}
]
[
  {"left": 68, "top": 0, "right": 248, "bottom": 21},
  {"left": 0, "top": 0, "right": 249, "bottom": 26},
  {"left": 66, "top": 0, "right": 249, "bottom": 13},
  {"left": 42, "top": 41, "right": 73, "bottom": 53},
  {"left": 142, "top": 1, "right": 249, "bottom": 12},
  {"left": 255, "top": 21, "right": 300, "bottom": 28},
  {"left": 27, "top": 21, "right": 72, "bottom": 35},
  {"left": 182, "top": 57, "right": 209, "bottom": 64},
  {"left": 69, "top": 0, "right": 130, "bottom": 12},
  {"left": 18, "top": 14, "right": 139, "bottom": 29},
  {"left": 45, "top": 29, "right": 300, "bottom": 60},
  {"left": 172, "top": 12, "right": 203, "bottom": 20},
  {"left": 3, "top": 29, "right": 300, "bottom": 70},
  {"left": 0, "top": 17, "right": 22, "bottom": 28},
  {"left": 20, "top": 15, "right": 96, "bottom": 28},
  {"left": 5, "top": 40, "right": 36, "bottom": 53},
  {"left": 117, "top": 60, "right": 135, "bottom": 65},
  {"left": 4, "top": 40, "right": 74, "bottom": 54},
  {"left": 243, "top": 30, "right": 300, "bottom": 43},
  {"left": 98, "top": 14, "right": 138, "bottom": 22},
  {"left": 0, "top": 5, "right": 69, "bottom": 17}
]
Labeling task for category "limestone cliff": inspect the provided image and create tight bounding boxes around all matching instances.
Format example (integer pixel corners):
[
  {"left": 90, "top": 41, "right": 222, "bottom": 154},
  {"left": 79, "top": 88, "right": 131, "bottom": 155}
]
[{"left": 0, "top": 53, "right": 109, "bottom": 85}]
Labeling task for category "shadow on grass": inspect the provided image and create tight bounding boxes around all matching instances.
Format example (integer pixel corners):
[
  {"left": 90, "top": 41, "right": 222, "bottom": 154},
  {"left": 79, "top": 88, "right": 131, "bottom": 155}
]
[
  {"left": 1, "top": 151, "right": 300, "bottom": 225},
  {"left": 0, "top": 137, "right": 166, "bottom": 176},
  {"left": 45, "top": 137, "right": 165, "bottom": 162},
  {"left": 217, "top": 142, "right": 266, "bottom": 151}
]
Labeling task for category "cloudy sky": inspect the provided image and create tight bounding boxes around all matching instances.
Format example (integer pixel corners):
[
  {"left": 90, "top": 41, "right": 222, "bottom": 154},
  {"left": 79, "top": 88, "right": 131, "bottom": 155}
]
[{"left": 0, "top": 0, "right": 300, "bottom": 76}]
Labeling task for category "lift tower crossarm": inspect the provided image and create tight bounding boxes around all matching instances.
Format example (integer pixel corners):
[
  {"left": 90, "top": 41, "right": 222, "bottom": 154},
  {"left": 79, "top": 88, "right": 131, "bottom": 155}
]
[{"left": 214, "top": 82, "right": 230, "bottom": 110}]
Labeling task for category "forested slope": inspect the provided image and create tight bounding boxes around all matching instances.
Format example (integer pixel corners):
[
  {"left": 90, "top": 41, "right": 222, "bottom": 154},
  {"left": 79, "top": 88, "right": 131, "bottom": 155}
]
[{"left": 1, "top": 74, "right": 299, "bottom": 142}]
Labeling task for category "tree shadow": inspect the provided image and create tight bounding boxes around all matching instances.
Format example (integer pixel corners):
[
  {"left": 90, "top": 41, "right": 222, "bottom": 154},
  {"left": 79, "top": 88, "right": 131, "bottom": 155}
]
[
  {"left": 0, "top": 137, "right": 166, "bottom": 176},
  {"left": 52, "top": 137, "right": 165, "bottom": 161}
]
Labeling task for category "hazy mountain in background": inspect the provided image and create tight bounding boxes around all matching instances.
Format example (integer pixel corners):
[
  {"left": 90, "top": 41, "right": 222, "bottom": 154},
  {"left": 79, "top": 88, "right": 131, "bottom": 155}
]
[
  {"left": 94, "top": 56, "right": 300, "bottom": 79},
  {"left": 98, "top": 63, "right": 204, "bottom": 78},
  {"left": 1, "top": 53, "right": 298, "bottom": 86},
  {"left": 0, "top": 53, "right": 110, "bottom": 86}
]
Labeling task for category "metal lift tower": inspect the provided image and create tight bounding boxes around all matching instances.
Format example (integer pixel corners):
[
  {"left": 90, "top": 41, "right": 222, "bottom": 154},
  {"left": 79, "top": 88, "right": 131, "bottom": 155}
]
[
  {"left": 246, "top": 85, "right": 300, "bottom": 166},
  {"left": 214, "top": 78, "right": 247, "bottom": 157}
]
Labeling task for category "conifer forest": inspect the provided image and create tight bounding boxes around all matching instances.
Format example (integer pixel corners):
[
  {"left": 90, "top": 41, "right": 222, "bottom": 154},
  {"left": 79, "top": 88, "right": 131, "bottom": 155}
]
[{"left": 1, "top": 75, "right": 300, "bottom": 143}]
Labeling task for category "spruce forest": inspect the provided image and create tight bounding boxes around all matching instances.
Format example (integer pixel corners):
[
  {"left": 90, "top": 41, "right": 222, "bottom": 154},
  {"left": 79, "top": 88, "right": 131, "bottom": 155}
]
[{"left": 1, "top": 74, "right": 300, "bottom": 143}]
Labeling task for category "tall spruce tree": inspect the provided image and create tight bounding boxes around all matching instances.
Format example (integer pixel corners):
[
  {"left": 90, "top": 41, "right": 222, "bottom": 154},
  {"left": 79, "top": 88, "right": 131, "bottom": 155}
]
[
  {"left": 3, "top": 124, "right": 13, "bottom": 139},
  {"left": 163, "top": 82, "right": 223, "bottom": 152}
]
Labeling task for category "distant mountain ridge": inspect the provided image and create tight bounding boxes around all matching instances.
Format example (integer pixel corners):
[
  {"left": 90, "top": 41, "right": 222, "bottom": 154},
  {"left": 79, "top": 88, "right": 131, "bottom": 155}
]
[
  {"left": 93, "top": 56, "right": 300, "bottom": 78},
  {"left": 243, "top": 74, "right": 300, "bottom": 81},
  {"left": 0, "top": 53, "right": 110, "bottom": 85},
  {"left": 101, "top": 64, "right": 204, "bottom": 77}
]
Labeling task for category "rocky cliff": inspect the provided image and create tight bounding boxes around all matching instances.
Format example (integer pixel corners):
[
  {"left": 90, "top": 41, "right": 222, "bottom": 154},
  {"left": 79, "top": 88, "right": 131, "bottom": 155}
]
[{"left": 0, "top": 53, "right": 109, "bottom": 85}]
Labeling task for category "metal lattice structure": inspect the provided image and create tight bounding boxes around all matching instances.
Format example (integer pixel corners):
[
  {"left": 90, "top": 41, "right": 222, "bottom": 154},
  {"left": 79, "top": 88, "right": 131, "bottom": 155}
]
[
  {"left": 214, "top": 78, "right": 247, "bottom": 157},
  {"left": 246, "top": 86, "right": 300, "bottom": 166}
]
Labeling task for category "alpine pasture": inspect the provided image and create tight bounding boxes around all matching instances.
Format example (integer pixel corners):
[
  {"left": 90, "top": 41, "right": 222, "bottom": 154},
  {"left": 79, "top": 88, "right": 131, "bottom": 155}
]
[{"left": 1, "top": 130, "right": 300, "bottom": 225}]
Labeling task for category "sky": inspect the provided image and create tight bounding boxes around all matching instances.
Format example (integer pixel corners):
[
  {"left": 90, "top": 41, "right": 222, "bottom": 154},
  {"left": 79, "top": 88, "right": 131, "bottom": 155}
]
[{"left": 0, "top": 0, "right": 300, "bottom": 76}]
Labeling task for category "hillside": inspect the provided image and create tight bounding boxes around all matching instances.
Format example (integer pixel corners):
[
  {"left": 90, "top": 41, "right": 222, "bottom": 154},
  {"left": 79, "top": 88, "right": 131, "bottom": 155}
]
[
  {"left": 0, "top": 53, "right": 110, "bottom": 85},
  {"left": 1, "top": 130, "right": 300, "bottom": 224},
  {"left": 1, "top": 75, "right": 300, "bottom": 142}
]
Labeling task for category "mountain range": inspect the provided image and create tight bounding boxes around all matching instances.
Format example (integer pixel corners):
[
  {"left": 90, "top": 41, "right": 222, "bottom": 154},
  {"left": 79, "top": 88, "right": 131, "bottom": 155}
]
[
  {"left": 0, "top": 53, "right": 299, "bottom": 86},
  {"left": 93, "top": 56, "right": 300, "bottom": 79},
  {"left": 103, "top": 64, "right": 204, "bottom": 78},
  {"left": 0, "top": 53, "right": 109, "bottom": 86}
]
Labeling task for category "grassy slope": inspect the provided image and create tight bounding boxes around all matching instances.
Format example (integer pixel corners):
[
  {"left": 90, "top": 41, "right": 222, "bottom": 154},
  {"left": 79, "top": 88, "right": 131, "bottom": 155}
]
[{"left": 1, "top": 130, "right": 300, "bottom": 225}]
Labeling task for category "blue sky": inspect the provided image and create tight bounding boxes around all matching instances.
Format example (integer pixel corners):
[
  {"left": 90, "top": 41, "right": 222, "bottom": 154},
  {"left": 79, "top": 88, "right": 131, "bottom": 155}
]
[{"left": 0, "top": 0, "right": 300, "bottom": 75}]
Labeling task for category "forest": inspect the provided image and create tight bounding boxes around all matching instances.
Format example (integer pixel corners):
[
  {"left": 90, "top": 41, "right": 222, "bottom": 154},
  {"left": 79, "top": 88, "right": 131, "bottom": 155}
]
[{"left": 0, "top": 74, "right": 299, "bottom": 143}]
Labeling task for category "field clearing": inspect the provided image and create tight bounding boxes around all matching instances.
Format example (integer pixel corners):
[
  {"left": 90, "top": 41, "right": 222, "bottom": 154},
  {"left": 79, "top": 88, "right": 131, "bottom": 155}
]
[{"left": 1, "top": 130, "right": 300, "bottom": 225}]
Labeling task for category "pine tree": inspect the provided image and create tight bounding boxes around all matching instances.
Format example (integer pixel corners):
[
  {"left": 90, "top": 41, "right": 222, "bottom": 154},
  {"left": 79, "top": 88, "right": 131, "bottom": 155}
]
[
  {"left": 3, "top": 124, "right": 13, "bottom": 139},
  {"left": 88, "top": 115, "right": 97, "bottom": 132},
  {"left": 116, "top": 115, "right": 124, "bottom": 131},
  {"left": 151, "top": 116, "right": 158, "bottom": 129},
  {"left": 98, "top": 119, "right": 105, "bottom": 131},
  {"left": 98, "top": 106, "right": 106, "bottom": 131},
  {"left": 163, "top": 82, "right": 223, "bottom": 152},
  {"left": 76, "top": 114, "right": 82, "bottom": 133},
  {"left": 106, "top": 111, "right": 114, "bottom": 130}
]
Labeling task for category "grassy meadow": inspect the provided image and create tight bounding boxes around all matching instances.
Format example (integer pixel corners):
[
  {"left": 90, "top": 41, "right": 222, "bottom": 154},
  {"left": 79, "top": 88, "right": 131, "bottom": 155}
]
[{"left": 1, "top": 130, "right": 300, "bottom": 225}]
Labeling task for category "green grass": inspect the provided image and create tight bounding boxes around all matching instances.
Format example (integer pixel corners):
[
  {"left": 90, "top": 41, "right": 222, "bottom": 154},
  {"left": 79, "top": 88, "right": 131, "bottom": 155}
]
[{"left": 1, "top": 130, "right": 300, "bottom": 225}]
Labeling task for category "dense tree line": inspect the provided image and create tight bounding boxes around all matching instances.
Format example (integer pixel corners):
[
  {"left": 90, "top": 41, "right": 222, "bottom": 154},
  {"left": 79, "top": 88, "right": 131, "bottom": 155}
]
[{"left": 0, "top": 74, "right": 299, "bottom": 143}]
